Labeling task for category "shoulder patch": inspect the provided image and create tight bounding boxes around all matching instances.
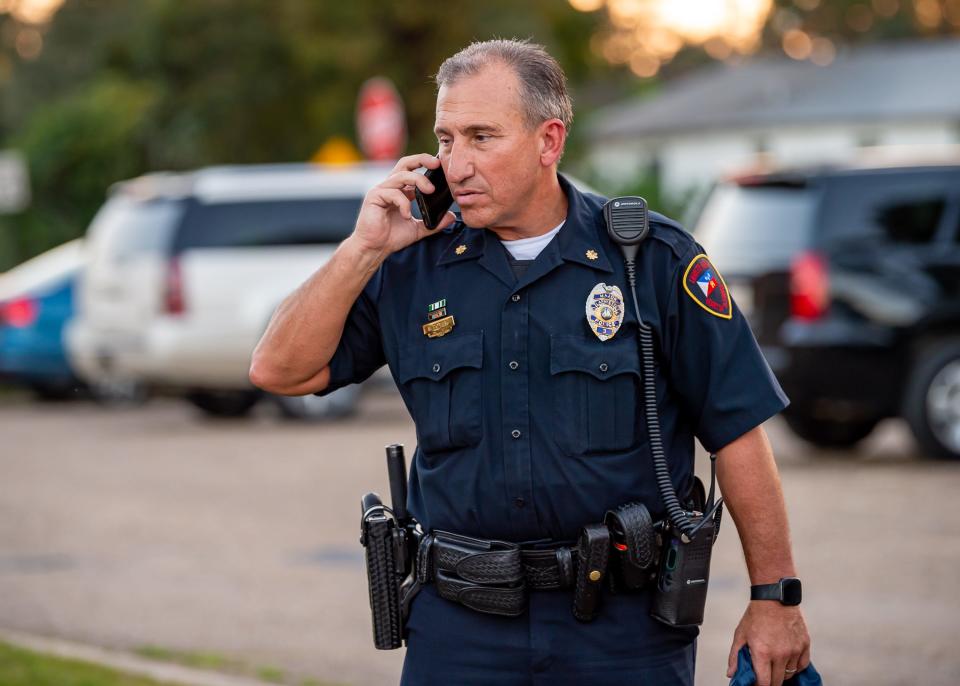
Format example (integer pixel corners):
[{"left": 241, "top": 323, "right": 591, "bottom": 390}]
[{"left": 681, "top": 254, "right": 732, "bottom": 319}]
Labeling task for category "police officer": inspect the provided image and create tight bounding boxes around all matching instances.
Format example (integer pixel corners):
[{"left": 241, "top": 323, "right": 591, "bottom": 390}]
[{"left": 251, "top": 39, "right": 811, "bottom": 686}]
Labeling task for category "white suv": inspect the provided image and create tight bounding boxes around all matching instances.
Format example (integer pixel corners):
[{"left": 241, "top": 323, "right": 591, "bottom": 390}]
[{"left": 67, "top": 162, "right": 393, "bottom": 418}]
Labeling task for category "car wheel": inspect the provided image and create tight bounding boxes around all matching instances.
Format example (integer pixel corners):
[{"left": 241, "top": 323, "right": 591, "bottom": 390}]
[
  {"left": 904, "top": 338, "right": 960, "bottom": 460},
  {"left": 30, "top": 379, "right": 86, "bottom": 401},
  {"left": 186, "top": 390, "right": 261, "bottom": 418},
  {"left": 273, "top": 385, "right": 360, "bottom": 421},
  {"left": 783, "top": 412, "right": 878, "bottom": 449}
]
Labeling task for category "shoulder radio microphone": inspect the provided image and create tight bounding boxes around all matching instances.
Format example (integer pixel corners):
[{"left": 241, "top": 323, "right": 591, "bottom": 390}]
[{"left": 603, "top": 196, "right": 650, "bottom": 263}]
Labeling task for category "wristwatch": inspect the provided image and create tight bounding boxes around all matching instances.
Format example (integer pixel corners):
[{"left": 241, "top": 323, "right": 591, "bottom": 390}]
[{"left": 750, "top": 577, "right": 802, "bottom": 606}]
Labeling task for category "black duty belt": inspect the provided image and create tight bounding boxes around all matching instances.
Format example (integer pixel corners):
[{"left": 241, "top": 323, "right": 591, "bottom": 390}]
[
  {"left": 361, "top": 443, "right": 724, "bottom": 649},
  {"left": 415, "top": 501, "right": 662, "bottom": 619}
]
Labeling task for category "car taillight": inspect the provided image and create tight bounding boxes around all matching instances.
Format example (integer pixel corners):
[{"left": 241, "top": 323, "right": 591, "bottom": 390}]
[
  {"left": 164, "top": 257, "right": 185, "bottom": 315},
  {"left": 790, "top": 251, "right": 829, "bottom": 321},
  {"left": 0, "top": 297, "right": 39, "bottom": 328}
]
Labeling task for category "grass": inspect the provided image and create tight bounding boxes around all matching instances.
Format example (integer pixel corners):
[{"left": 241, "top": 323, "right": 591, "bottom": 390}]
[
  {"left": 134, "top": 645, "right": 243, "bottom": 672},
  {"left": 0, "top": 640, "right": 343, "bottom": 686},
  {"left": 0, "top": 640, "right": 180, "bottom": 686},
  {"left": 256, "top": 665, "right": 287, "bottom": 683},
  {"left": 134, "top": 644, "right": 342, "bottom": 686}
]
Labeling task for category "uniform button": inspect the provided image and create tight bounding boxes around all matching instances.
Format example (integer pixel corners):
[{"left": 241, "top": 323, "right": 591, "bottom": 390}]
[
  {"left": 511, "top": 294, "right": 521, "bottom": 302},
  {"left": 599, "top": 362, "right": 609, "bottom": 373},
  {"left": 432, "top": 363, "right": 441, "bottom": 373},
  {"left": 508, "top": 360, "right": 519, "bottom": 370},
  {"left": 511, "top": 429, "right": 522, "bottom": 439},
  {"left": 514, "top": 497, "right": 526, "bottom": 509}
]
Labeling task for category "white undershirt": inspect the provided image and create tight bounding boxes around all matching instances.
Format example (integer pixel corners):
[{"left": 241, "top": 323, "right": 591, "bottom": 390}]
[{"left": 499, "top": 220, "right": 565, "bottom": 260}]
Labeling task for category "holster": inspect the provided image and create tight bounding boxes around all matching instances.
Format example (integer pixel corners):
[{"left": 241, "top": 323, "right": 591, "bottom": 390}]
[
  {"left": 572, "top": 523, "right": 610, "bottom": 622},
  {"left": 360, "top": 493, "right": 418, "bottom": 649},
  {"left": 650, "top": 512, "right": 716, "bottom": 627},
  {"left": 650, "top": 466, "right": 725, "bottom": 628},
  {"left": 604, "top": 501, "right": 657, "bottom": 592}
]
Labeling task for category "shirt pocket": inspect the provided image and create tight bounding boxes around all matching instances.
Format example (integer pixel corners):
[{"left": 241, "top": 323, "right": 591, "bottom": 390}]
[
  {"left": 549, "top": 333, "right": 643, "bottom": 456},
  {"left": 398, "top": 331, "right": 484, "bottom": 454}
]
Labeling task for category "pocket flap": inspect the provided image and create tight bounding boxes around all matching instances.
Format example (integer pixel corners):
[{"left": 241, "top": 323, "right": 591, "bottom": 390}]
[
  {"left": 398, "top": 331, "right": 484, "bottom": 383},
  {"left": 549, "top": 333, "right": 640, "bottom": 381}
]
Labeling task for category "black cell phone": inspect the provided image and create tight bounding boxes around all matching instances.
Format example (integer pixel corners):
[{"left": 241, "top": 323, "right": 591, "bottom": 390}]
[{"left": 414, "top": 163, "right": 454, "bottom": 230}]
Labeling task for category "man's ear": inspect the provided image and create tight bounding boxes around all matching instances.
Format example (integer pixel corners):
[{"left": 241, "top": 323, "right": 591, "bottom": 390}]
[{"left": 538, "top": 119, "right": 567, "bottom": 167}]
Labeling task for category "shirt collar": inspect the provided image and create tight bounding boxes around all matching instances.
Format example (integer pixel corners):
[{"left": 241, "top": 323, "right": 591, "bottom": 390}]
[
  {"left": 554, "top": 173, "right": 613, "bottom": 273},
  {"left": 436, "top": 173, "right": 613, "bottom": 274}
]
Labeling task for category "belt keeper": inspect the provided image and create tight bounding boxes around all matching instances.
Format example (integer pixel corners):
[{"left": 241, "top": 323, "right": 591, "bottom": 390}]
[
  {"left": 416, "top": 533, "right": 434, "bottom": 584},
  {"left": 555, "top": 547, "right": 574, "bottom": 588}
]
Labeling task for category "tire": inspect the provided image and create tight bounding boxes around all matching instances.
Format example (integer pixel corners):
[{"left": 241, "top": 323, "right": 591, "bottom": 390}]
[
  {"left": 186, "top": 390, "right": 261, "bottom": 418},
  {"left": 30, "top": 379, "right": 85, "bottom": 401},
  {"left": 904, "top": 338, "right": 960, "bottom": 460},
  {"left": 274, "top": 385, "right": 360, "bottom": 421},
  {"left": 783, "top": 412, "right": 878, "bottom": 449}
]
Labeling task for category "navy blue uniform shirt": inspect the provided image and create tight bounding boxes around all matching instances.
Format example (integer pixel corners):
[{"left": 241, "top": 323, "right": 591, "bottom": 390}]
[{"left": 320, "top": 174, "right": 788, "bottom": 544}]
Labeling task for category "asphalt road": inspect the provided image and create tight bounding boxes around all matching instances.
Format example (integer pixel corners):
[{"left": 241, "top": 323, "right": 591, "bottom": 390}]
[{"left": 1, "top": 387, "right": 959, "bottom": 685}]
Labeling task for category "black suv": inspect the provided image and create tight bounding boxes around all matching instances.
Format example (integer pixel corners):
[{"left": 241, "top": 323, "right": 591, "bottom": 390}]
[{"left": 692, "top": 163, "right": 960, "bottom": 459}]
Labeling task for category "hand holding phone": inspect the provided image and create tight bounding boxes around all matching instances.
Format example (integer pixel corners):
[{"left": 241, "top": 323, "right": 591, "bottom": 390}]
[
  {"left": 350, "top": 154, "right": 454, "bottom": 259},
  {"left": 415, "top": 162, "right": 454, "bottom": 230}
]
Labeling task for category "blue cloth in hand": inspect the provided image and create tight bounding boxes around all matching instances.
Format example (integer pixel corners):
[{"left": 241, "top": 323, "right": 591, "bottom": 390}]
[{"left": 729, "top": 645, "right": 823, "bottom": 685}]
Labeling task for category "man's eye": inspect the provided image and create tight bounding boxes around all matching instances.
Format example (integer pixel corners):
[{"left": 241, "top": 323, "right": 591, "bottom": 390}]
[
  {"left": 475, "top": 134, "right": 490, "bottom": 143},
  {"left": 438, "top": 138, "right": 452, "bottom": 146}
]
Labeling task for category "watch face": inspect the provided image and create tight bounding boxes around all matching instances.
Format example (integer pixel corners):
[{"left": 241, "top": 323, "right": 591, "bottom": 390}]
[{"left": 781, "top": 577, "right": 802, "bottom": 605}]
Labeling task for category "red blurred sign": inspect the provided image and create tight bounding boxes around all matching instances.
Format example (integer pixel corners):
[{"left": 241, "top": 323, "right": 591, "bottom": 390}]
[{"left": 356, "top": 77, "right": 407, "bottom": 161}]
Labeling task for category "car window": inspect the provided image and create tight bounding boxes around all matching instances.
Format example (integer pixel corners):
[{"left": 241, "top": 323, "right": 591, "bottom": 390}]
[
  {"left": 174, "top": 197, "right": 362, "bottom": 252},
  {"left": 874, "top": 197, "right": 945, "bottom": 244},
  {"left": 87, "top": 196, "right": 183, "bottom": 262},
  {"left": 820, "top": 173, "right": 954, "bottom": 246},
  {"left": 692, "top": 183, "right": 815, "bottom": 274}
]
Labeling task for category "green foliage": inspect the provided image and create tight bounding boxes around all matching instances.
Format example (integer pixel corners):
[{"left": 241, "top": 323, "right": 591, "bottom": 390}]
[
  {"left": 0, "top": 74, "right": 158, "bottom": 268},
  {"left": 0, "top": 641, "right": 180, "bottom": 686}
]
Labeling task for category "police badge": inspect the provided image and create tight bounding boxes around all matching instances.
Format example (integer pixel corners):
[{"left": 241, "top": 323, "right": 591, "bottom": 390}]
[{"left": 585, "top": 282, "right": 625, "bottom": 341}]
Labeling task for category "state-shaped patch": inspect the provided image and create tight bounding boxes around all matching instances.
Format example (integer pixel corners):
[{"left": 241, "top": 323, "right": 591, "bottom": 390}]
[{"left": 682, "top": 253, "right": 732, "bottom": 319}]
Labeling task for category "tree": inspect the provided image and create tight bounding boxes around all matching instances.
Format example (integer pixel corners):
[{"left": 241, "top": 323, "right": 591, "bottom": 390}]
[{"left": 0, "top": 0, "right": 618, "bottom": 268}]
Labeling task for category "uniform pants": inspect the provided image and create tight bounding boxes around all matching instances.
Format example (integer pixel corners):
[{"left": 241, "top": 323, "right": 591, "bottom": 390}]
[{"left": 400, "top": 582, "right": 697, "bottom": 685}]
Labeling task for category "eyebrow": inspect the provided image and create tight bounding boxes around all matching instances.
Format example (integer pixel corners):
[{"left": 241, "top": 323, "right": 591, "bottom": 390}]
[{"left": 434, "top": 123, "right": 504, "bottom": 137}]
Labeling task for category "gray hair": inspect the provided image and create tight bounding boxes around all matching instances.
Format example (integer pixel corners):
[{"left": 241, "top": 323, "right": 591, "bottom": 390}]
[{"left": 434, "top": 39, "right": 573, "bottom": 132}]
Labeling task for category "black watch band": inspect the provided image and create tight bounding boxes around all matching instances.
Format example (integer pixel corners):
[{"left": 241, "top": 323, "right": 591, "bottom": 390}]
[{"left": 750, "top": 577, "right": 802, "bottom": 606}]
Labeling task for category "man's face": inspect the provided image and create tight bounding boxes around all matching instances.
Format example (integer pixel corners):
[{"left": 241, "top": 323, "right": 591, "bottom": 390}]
[{"left": 433, "top": 63, "right": 545, "bottom": 229}]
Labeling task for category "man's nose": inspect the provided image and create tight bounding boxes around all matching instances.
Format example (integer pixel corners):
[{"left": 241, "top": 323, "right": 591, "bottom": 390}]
[{"left": 443, "top": 144, "right": 473, "bottom": 184}]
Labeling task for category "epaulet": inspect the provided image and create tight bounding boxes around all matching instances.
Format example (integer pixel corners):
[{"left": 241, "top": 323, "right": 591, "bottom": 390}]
[{"left": 646, "top": 210, "right": 696, "bottom": 260}]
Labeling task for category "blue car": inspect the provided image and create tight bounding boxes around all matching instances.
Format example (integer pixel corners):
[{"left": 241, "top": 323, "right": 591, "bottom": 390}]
[{"left": 0, "top": 239, "right": 86, "bottom": 399}]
